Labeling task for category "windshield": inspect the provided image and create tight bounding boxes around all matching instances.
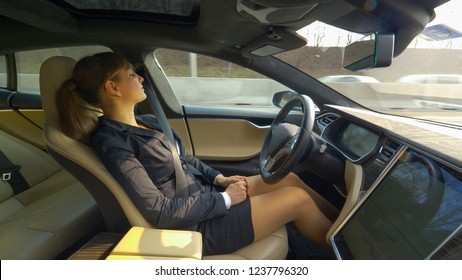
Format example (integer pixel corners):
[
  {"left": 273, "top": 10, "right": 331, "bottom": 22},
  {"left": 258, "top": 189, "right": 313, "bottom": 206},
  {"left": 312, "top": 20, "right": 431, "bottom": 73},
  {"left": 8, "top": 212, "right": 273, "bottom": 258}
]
[{"left": 276, "top": 0, "right": 462, "bottom": 127}]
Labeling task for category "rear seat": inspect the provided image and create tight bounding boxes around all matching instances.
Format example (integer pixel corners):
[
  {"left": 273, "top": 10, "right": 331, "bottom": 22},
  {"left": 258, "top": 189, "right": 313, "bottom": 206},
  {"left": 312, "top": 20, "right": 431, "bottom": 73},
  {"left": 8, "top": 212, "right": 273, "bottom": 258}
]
[{"left": 0, "top": 130, "right": 102, "bottom": 259}]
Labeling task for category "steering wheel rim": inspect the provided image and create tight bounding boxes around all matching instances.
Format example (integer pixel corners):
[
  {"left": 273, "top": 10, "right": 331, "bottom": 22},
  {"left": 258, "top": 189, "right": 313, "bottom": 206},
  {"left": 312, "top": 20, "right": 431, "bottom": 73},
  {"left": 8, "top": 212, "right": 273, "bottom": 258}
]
[
  {"left": 406, "top": 153, "right": 445, "bottom": 228},
  {"left": 366, "top": 152, "right": 445, "bottom": 232},
  {"left": 259, "top": 95, "right": 315, "bottom": 184}
]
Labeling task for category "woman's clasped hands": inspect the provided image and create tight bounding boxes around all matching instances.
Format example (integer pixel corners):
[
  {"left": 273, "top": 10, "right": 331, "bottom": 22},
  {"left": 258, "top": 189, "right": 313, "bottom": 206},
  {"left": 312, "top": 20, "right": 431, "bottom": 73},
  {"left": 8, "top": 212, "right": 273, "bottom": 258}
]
[{"left": 214, "top": 174, "right": 249, "bottom": 206}]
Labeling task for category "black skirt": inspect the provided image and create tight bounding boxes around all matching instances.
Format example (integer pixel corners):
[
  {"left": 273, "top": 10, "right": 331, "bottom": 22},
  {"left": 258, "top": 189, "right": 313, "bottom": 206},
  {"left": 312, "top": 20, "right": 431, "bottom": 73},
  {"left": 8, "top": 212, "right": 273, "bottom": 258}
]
[{"left": 197, "top": 186, "right": 254, "bottom": 256}]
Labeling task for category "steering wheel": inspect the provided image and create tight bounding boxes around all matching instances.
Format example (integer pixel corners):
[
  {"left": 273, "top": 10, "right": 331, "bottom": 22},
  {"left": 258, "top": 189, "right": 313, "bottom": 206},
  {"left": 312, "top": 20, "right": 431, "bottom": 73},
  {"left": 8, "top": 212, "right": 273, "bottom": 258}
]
[
  {"left": 403, "top": 153, "right": 445, "bottom": 228},
  {"left": 260, "top": 95, "right": 315, "bottom": 184}
]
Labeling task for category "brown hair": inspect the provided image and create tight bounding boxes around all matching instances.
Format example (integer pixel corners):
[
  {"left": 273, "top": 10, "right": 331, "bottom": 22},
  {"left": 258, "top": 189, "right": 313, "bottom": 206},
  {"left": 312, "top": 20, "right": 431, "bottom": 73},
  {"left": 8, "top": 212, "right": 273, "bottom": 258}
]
[{"left": 56, "top": 52, "right": 132, "bottom": 143}]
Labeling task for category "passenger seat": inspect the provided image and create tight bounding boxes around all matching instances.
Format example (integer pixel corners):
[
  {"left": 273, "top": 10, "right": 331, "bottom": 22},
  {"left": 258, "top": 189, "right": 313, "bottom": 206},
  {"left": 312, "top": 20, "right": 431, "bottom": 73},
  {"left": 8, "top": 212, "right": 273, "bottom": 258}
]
[{"left": 0, "top": 130, "right": 102, "bottom": 259}]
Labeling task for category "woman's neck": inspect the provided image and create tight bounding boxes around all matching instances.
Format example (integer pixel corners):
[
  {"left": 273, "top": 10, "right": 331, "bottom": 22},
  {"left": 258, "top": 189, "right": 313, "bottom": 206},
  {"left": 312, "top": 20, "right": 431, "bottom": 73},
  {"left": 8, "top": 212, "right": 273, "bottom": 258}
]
[{"left": 103, "top": 107, "right": 139, "bottom": 127}]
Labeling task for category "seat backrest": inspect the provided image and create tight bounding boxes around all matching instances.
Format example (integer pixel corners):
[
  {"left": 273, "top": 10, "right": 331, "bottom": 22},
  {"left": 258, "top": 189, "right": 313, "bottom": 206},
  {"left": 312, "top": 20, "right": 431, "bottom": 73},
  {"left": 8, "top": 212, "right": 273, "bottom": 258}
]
[{"left": 39, "top": 56, "right": 154, "bottom": 232}]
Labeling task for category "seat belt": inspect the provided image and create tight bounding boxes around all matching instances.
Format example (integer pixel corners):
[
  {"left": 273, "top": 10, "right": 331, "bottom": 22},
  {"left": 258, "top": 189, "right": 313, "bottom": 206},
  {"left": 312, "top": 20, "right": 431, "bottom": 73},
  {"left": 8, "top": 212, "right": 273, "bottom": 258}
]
[
  {"left": 0, "top": 151, "right": 29, "bottom": 194},
  {"left": 139, "top": 69, "right": 188, "bottom": 197}
]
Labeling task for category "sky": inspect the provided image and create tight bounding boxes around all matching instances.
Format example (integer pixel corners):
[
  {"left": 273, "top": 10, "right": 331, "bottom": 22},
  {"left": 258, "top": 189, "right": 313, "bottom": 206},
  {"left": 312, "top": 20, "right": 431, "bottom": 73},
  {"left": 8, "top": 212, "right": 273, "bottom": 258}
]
[
  {"left": 432, "top": 0, "right": 462, "bottom": 29},
  {"left": 415, "top": 0, "right": 462, "bottom": 48},
  {"left": 298, "top": 0, "right": 462, "bottom": 49}
]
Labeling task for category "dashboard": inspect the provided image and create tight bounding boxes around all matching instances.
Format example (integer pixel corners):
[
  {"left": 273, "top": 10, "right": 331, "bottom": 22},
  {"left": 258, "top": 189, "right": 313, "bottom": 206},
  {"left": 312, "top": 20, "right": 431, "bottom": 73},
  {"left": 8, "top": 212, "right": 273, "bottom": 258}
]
[{"left": 314, "top": 105, "right": 462, "bottom": 260}]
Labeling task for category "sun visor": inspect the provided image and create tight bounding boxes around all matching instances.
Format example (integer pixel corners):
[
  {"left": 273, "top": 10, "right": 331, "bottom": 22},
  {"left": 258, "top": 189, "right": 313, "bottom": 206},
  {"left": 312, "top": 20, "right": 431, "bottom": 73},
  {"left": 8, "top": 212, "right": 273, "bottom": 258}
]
[
  {"left": 241, "top": 27, "right": 307, "bottom": 58},
  {"left": 236, "top": 0, "right": 319, "bottom": 24}
]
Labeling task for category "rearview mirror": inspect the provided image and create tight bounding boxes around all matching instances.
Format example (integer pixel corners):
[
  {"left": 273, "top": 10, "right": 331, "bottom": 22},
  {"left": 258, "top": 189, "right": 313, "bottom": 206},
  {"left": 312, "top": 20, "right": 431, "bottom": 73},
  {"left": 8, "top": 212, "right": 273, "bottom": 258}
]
[{"left": 343, "top": 33, "right": 394, "bottom": 71}]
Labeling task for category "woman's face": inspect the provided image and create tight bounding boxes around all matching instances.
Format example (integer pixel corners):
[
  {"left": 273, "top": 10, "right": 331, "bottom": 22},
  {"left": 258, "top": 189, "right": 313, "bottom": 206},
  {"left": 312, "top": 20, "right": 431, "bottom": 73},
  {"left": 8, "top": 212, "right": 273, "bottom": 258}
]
[{"left": 116, "top": 68, "right": 146, "bottom": 104}]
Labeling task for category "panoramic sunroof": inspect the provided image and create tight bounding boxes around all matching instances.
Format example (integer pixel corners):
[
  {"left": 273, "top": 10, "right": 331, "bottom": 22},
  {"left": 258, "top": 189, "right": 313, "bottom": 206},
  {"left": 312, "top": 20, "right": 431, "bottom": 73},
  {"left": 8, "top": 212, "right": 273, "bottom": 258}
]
[{"left": 52, "top": 0, "right": 199, "bottom": 22}]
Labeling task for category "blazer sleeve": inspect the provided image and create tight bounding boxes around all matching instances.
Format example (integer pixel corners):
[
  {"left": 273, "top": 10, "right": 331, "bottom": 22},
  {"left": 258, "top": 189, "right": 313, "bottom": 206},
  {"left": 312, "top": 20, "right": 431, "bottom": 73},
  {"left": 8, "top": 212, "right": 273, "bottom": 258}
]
[
  {"left": 184, "top": 154, "right": 222, "bottom": 184},
  {"left": 92, "top": 130, "right": 228, "bottom": 229}
]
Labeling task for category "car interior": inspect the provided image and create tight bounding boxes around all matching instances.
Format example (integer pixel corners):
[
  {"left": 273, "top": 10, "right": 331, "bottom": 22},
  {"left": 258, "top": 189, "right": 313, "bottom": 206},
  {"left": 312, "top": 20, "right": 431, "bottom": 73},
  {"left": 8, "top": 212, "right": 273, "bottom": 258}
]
[{"left": 1, "top": 0, "right": 462, "bottom": 260}]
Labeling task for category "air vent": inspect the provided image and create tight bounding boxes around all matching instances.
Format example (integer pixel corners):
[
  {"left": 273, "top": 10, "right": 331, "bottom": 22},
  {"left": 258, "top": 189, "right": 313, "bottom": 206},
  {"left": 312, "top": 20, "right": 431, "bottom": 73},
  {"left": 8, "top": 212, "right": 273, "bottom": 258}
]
[
  {"left": 319, "top": 114, "right": 338, "bottom": 126},
  {"left": 379, "top": 146, "right": 394, "bottom": 160},
  {"left": 378, "top": 139, "right": 401, "bottom": 162}
]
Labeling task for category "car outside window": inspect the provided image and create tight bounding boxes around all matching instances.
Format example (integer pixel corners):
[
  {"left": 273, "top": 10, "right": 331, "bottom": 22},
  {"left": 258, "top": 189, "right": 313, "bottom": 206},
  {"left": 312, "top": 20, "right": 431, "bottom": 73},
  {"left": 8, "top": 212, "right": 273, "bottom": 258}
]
[
  {"left": 0, "top": 56, "right": 6, "bottom": 88},
  {"left": 59, "top": 0, "right": 197, "bottom": 18},
  {"left": 154, "top": 49, "right": 290, "bottom": 108},
  {"left": 16, "top": 46, "right": 111, "bottom": 93},
  {"left": 275, "top": 1, "right": 462, "bottom": 127}
]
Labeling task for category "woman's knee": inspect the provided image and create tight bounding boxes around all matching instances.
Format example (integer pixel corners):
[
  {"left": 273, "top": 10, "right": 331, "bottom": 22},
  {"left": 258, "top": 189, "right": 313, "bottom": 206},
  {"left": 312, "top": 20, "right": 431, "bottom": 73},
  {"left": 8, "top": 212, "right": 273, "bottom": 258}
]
[
  {"left": 282, "top": 186, "right": 315, "bottom": 213},
  {"left": 282, "top": 172, "right": 305, "bottom": 187}
]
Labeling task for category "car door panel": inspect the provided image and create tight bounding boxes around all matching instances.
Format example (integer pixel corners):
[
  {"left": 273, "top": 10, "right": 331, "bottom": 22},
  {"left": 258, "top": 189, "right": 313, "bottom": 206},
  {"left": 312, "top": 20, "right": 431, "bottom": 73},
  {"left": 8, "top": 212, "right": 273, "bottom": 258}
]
[
  {"left": 181, "top": 105, "right": 277, "bottom": 176},
  {"left": 0, "top": 91, "right": 45, "bottom": 149},
  {"left": 10, "top": 92, "right": 44, "bottom": 129},
  {"left": 186, "top": 118, "right": 268, "bottom": 161}
]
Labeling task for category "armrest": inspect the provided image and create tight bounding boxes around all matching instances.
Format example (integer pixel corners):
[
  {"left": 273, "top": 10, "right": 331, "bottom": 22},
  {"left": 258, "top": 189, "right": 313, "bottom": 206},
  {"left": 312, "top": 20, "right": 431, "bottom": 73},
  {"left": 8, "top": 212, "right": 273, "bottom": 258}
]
[{"left": 106, "top": 226, "right": 203, "bottom": 260}]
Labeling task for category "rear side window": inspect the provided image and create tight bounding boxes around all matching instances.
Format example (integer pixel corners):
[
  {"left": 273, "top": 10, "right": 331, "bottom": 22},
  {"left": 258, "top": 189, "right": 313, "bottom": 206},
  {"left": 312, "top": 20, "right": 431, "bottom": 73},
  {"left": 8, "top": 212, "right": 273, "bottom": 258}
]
[
  {"left": 16, "top": 46, "right": 111, "bottom": 93},
  {"left": 0, "top": 56, "right": 6, "bottom": 88}
]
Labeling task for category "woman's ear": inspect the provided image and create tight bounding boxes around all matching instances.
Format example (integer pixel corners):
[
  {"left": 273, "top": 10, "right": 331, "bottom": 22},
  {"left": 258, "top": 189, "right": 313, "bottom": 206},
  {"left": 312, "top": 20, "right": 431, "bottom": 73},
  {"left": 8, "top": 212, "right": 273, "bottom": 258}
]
[{"left": 104, "top": 80, "right": 121, "bottom": 97}]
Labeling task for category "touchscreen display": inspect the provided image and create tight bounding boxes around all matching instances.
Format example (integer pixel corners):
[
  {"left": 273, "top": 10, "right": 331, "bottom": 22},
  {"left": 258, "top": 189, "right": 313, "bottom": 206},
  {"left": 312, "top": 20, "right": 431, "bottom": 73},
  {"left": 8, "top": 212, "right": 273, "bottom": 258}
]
[{"left": 333, "top": 149, "right": 462, "bottom": 259}]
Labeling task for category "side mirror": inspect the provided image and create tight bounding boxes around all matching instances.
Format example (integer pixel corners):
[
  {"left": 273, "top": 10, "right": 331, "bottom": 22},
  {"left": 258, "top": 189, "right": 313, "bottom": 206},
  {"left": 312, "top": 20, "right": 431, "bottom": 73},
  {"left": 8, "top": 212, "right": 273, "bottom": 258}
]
[
  {"left": 343, "top": 33, "right": 394, "bottom": 71},
  {"left": 272, "top": 90, "right": 300, "bottom": 109}
]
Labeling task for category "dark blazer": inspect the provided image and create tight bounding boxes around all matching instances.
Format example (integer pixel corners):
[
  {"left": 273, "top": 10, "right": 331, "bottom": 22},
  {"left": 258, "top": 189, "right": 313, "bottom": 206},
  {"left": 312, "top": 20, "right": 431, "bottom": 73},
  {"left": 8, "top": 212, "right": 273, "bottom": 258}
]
[{"left": 92, "top": 115, "right": 227, "bottom": 230}]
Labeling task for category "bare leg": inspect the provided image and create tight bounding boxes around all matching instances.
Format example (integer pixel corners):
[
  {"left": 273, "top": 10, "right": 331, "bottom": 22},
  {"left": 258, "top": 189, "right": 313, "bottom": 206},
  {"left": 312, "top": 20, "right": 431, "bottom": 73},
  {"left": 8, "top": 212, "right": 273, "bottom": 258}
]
[
  {"left": 247, "top": 173, "right": 339, "bottom": 222},
  {"left": 245, "top": 173, "right": 333, "bottom": 246},
  {"left": 247, "top": 172, "right": 306, "bottom": 196}
]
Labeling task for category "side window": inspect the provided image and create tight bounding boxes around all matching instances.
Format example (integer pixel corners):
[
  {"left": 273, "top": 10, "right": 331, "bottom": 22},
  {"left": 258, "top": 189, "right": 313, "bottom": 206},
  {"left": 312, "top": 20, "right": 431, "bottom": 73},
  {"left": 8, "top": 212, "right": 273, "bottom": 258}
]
[
  {"left": 16, "top": 46, "right": 111, "bottom": 93},
  {"left": 154, "top": 49, "right": 290, "bottom": 107},
  {"left": 0, "top": 56, "right": 6, "bottom": 88}
]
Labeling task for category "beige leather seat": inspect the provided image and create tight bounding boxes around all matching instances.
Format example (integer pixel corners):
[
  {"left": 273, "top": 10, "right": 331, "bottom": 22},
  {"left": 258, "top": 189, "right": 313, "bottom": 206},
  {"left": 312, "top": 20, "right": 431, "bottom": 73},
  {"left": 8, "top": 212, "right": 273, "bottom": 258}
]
[
  {"left": 39, "top": 56, "right": 288, "bottom": 260},
  {"left": 0, "top": 130, "right": 101, "bottom": 259}
]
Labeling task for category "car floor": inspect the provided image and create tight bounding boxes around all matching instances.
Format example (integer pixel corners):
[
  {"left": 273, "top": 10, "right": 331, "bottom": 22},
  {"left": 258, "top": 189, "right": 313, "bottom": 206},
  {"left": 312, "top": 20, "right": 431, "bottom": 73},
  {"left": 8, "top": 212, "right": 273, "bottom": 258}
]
[{"left": 285, "top": 222, "right": 337, "bottom": 260}]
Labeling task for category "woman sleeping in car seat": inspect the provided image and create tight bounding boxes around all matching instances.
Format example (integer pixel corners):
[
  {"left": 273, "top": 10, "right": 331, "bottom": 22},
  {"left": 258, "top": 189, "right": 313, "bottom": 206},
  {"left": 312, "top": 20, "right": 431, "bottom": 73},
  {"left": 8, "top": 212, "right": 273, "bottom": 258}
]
[{"left": 56, "top": 52, "right": 332, "bottom": 256}]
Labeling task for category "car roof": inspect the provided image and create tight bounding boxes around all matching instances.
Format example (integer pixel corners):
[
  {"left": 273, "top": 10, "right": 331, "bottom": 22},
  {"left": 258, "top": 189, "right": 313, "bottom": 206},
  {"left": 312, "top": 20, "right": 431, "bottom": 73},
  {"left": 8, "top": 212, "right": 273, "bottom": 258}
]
[{"left": 0, "top": 0, "right": 444, "bottom": 62}]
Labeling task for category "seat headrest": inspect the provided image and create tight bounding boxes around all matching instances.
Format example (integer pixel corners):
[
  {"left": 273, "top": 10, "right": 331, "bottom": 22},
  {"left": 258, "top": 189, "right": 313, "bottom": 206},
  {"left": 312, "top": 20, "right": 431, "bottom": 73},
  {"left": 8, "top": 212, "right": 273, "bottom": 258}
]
[{"left": 39, "top": 56, "right": 76, "bottom": 121}]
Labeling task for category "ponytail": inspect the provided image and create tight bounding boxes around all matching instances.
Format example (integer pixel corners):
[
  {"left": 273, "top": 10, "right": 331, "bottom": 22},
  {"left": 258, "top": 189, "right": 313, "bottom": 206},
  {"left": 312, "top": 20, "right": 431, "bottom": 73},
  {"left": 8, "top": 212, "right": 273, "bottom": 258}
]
[{"left": 56, "top": 78, "right": 101, "bottom": 144}]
